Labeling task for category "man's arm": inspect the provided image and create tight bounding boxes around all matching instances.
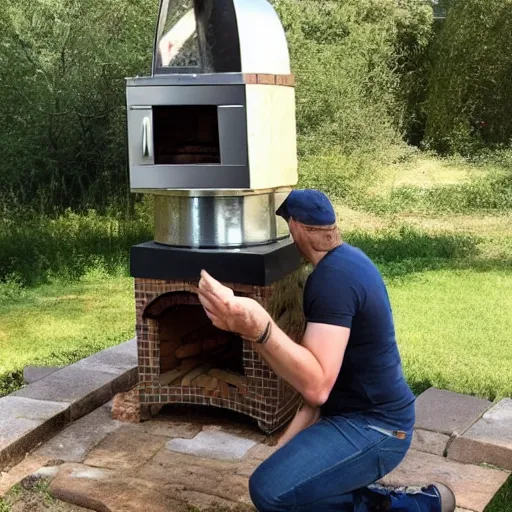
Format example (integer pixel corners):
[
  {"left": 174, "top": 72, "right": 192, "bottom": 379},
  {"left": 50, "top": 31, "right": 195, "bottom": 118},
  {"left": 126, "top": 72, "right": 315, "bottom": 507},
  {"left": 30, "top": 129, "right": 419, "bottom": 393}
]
[
  {"left": 276, "top": 403, "right": 321, "bottom": 448},
  {"left": 197, "top": 269, "right": 350, "bottom": 408},
  {"left": 253, "top": 321, "right": 349, "bottom": 407}
]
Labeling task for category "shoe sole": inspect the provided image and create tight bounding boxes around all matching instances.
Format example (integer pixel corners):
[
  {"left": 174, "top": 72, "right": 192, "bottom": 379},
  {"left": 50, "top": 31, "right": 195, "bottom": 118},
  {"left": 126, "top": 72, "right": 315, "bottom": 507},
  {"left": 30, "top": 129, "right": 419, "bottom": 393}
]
[{"left": 434, "top": 482, "right": 456, "bottom": 512}]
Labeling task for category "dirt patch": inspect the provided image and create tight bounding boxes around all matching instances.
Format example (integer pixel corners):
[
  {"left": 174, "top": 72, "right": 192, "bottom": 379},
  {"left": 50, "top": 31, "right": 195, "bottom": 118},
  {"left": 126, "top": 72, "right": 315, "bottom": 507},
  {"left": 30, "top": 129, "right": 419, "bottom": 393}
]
[
  {"left": 1, "top": 485, "right": 254, "bottom": 512},
  {"left": 1, "top": 484, "right": 90, "bottom": 512},
  {"left": 371, "top": 157, "right": 473, "bottom": 197}
]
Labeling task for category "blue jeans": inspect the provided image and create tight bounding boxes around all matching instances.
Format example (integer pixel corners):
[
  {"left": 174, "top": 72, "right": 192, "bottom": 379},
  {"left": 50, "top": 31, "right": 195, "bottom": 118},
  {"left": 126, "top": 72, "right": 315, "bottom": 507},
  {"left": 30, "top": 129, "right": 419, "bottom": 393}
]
[{"left": 249, "top": 414, "right": 412, "bottom": 511}]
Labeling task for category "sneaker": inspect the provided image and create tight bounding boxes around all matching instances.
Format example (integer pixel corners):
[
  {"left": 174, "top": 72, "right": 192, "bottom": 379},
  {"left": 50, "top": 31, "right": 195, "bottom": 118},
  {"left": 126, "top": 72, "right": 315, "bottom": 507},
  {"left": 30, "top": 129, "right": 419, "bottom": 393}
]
[{"left": 365, "top": 482, "right": 456, "bottom": 512}]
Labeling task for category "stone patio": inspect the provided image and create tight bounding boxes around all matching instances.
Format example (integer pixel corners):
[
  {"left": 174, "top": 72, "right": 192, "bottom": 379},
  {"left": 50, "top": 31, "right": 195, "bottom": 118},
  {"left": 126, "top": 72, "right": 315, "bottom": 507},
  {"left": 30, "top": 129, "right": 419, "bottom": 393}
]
[{"left": 0, "top": 341, "right": 510, "bottom": 511}]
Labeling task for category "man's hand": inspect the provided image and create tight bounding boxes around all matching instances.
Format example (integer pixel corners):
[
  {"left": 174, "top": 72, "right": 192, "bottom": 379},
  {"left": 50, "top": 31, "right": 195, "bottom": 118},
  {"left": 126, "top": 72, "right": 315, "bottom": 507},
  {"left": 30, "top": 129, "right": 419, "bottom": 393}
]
[{"left": 198, "top": 270, "right": 271, "bottom": 341}]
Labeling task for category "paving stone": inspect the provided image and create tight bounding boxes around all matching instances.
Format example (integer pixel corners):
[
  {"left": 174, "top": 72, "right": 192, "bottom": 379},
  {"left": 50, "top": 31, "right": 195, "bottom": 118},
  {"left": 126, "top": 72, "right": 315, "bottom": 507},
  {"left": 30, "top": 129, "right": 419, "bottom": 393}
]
[
  {"left": 84, "top": 425, "right": 168, "bottom": 470},
  {"left": 32, "top": 465, "right": 60, "bottom": 479},
  {"left": 167, "top": 430, "right": 257, "bottom": 461},
  {"left": 170, "top": 488, "right": 252, "bottom": 510},
  {"left": 447, "top": 398, "right": 512, "bottom": 470},
  {"left": 235, "top": 458, "right": 261, "bottom": 478},
  {"left": 49, "top": 463, "right": 187, "bottom": 512},
  {"left": 245, "top": 442, "right": 278, "bottom": 461},
  {"left": 136, "top": 419, "right": 202, "bottom": 439},
  {"left": 73, "top": 339, "right": 137, "bottom": 375},
  {"left": 12, "top": 365, "right": 135, "bottom": 421},
  {"left": 202, "top": 423, "right": 265, "bottom": 443},
  {"left": 0, "top": 396, "right": 69, "bottom": 471},
  {"left": 19, "top": 464, "right": 61, "bottom": 490},
  {"left": 23, "top": 366, "right": 61, "bottom": 384},
  {"left": 380, "top": 449, "right": 509, "bottom": 512},
  {"left": 35, "top": 404, "right": 123, "bottom": 463},
  {"left": 411, "top": 429, "right": 450, "bottom": 456},
  {"left": 12, "top": 366, "right": 112, "bottom": 404},
  {"left": 138, "top": 449, "right": 251, "bottom": 504},
  {"left": 415, "top": 388, "right": 492, "bottom": 436}
]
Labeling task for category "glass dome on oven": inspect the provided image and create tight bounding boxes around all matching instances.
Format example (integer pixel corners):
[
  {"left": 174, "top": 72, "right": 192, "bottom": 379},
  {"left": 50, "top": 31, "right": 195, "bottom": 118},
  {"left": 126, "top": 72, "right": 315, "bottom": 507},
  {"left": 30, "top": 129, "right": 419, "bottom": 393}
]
[
  {"left": 153, "top": 0, "right": 241, "bottom": 74},
  {"left": 152, "top": 0, "right": 291, "bottom": 76}
]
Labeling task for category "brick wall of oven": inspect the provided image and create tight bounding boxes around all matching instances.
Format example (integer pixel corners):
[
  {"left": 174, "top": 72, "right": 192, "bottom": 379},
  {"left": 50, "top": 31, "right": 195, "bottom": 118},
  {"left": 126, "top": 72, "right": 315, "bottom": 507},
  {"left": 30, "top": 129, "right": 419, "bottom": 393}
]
[{"left": 135, "top": 278, "right": 304, "bottom": 433}]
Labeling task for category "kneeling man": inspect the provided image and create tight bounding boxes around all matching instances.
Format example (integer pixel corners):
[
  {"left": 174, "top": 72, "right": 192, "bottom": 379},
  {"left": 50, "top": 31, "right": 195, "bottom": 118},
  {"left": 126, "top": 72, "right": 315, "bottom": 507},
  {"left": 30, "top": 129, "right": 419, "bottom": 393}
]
[{"left": 198, "top": 189, "right": 455, "bottom": 512}]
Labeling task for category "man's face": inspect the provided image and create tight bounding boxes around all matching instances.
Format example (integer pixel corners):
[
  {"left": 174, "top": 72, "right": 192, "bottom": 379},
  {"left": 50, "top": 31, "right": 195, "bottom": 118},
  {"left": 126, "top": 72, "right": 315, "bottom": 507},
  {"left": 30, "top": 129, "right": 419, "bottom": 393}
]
[{"left": 288, "top": 219, "right": 309, "bottom": 260}]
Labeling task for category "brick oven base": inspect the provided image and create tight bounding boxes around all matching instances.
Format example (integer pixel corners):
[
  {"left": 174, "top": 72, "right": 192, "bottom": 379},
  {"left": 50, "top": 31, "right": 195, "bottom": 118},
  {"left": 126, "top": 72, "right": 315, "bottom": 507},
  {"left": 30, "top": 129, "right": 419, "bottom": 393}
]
[{"left": 135, "top": 270, "right": 307, "bottom": 433}]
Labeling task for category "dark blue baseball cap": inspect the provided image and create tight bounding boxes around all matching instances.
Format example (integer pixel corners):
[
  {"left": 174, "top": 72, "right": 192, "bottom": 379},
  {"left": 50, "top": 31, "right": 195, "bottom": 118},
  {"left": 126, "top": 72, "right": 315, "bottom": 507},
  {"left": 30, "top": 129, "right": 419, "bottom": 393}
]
[{"left": 276, "top": 189, "right": 336, "bottom": 226}]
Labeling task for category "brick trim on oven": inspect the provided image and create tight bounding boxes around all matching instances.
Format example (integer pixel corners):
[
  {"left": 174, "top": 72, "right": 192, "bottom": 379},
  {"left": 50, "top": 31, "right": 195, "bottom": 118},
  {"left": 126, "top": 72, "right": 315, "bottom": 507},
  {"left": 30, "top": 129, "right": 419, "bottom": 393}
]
[{"left": 243, "top": 74, "right": 296, "bottom": 87}]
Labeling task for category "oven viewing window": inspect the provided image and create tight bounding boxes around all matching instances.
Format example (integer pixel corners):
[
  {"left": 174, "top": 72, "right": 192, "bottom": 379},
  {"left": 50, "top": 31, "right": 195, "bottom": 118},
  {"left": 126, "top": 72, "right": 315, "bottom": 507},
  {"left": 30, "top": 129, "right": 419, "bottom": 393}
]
[{"left": 153, "top": 105, "right": 221, "bottom": 165}]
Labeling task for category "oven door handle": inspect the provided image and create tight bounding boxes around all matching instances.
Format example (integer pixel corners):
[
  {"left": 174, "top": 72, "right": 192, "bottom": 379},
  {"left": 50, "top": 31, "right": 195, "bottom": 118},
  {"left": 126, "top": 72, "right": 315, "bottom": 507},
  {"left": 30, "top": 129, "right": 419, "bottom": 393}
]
[{"left": 142, "top": 116, "right": 152, "bottom": 158}]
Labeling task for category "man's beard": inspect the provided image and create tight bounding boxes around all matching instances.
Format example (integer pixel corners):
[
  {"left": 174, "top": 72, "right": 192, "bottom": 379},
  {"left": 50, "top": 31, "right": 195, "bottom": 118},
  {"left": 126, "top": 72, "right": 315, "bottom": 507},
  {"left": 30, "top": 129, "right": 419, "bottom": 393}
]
[{"left": 293, "top": 239, "right": 306, "bottom": 259}]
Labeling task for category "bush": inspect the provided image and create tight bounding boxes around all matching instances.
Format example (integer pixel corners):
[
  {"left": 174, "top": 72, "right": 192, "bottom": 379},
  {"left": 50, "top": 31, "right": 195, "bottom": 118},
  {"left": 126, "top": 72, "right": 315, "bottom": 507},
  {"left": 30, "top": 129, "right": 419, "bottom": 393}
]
[
  {"left": 0, "top": 0, "right": 156, "bottom": 212},
  {"left": 0, "top": 0, "right": 435, "bottom": 213},
  {"left": 273, "top": 0, "right": 432, "bottom": 157},
  {"left": 0, "top": 208, "right": 152, "bottom": 288},
  {"left": 425, "top": 0, "right": 512, "bottom": 153}
]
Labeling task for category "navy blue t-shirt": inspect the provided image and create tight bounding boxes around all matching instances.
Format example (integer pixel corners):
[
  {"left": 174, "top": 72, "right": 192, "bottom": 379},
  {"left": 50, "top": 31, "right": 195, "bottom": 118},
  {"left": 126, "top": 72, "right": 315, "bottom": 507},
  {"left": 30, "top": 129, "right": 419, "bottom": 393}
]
[{"left": 303, "top": 243, "right": 415, "bottom": 430}]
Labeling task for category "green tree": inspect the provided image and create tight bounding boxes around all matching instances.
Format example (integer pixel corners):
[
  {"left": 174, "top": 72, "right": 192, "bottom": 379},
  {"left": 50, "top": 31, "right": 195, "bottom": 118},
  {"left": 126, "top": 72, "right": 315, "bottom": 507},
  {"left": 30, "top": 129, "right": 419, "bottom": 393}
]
[
  {"left": 425, "top": 0, "right": 512, "bottom": 153},
  {"left": 0, "top": 0, "right": 157, "bottom": 212},
  {"left": 272, "top": 0, "right": 433, "bottom": 155}
]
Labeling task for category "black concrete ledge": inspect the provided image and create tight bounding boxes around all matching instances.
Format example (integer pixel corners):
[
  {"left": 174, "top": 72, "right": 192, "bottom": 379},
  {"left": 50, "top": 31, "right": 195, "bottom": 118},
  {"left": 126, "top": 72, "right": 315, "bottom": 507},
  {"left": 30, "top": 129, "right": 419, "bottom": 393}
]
[{"left": 130, "top": 239, "right": 301, "bottom": 286}]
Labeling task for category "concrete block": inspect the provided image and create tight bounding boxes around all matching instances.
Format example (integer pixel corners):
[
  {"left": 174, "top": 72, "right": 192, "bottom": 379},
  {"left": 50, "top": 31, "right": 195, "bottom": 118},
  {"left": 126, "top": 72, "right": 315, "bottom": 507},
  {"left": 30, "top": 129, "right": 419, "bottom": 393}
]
[
  {"left": 415, "top": 388, "right": 492, "bottom": 435},
  {"left": 72, "top": 339, "right": 137, "bottom": 375},
  {"left": 36, "top": 404, "right": 122, "bottom": 463},
  {"left": 0, "top": 396, "right": 69, "bottom": 471},
  {"left": 12, "top": 363, "right": 136, "bottom": 421},
  {"left": 108, "top": 367, "right": 138, "bottom": 397},
  {"left": 166, "top": 430, "right": 257, "bottom": 461},
  {"left": 13, "top": 366, "right": 112, "bottom": 417},
  {"left": 411, "top": 429, "right": 450, "bottom": 456},
  {"left": 380, "top": 449, "right": 509, "bottom": 512},
  {"left": 23, "top": 366, "right": 61, "bottom": 384},
  {"left": 447, "top": 398, "right": 512, "bottom": 470}
]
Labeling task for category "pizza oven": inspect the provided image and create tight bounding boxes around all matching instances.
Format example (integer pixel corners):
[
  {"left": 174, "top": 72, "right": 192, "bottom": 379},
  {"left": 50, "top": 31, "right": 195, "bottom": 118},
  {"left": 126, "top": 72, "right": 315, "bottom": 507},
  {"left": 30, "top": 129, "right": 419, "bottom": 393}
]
[{"left": 126, "top": 0, "right": 303, "bottom": 432}]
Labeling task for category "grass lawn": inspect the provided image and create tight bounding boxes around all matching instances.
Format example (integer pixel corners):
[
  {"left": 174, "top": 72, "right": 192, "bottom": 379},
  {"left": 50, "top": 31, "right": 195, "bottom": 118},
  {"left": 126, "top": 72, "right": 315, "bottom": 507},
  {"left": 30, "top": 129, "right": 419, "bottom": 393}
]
[
  {"left": 485, "top": 476, "right": 512, "bottom": 512},
  {"left": 1, "top": 264, "right": 510, "bottom": 402},
  {"left": 389, "top": 269, "right": 512, "bottom": 399},
  {"left": 0, "top": 272, "right": 135, "bottom": 396},
  {"left": 0, "top": 154, "right": 510, "bottom": 510}
]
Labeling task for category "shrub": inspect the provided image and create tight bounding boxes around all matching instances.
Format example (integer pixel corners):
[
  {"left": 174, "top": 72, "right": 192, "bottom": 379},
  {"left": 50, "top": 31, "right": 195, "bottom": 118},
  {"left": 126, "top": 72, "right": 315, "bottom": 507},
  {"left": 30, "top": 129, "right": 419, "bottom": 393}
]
[
  {"left": 273, "top": 0, "right": 423, "bottom": 157},
  {"left": 0, "top": 0, "right": 156, "bottom": 212},
  {"left": 0, "top": 0, "right": 435, "bottom": 212},
  {"left": 425, "top": 0, "right": 512, "bottom": 153},
  {"left": 0, "top": 208, "right": 152, "bottom": 288}
]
